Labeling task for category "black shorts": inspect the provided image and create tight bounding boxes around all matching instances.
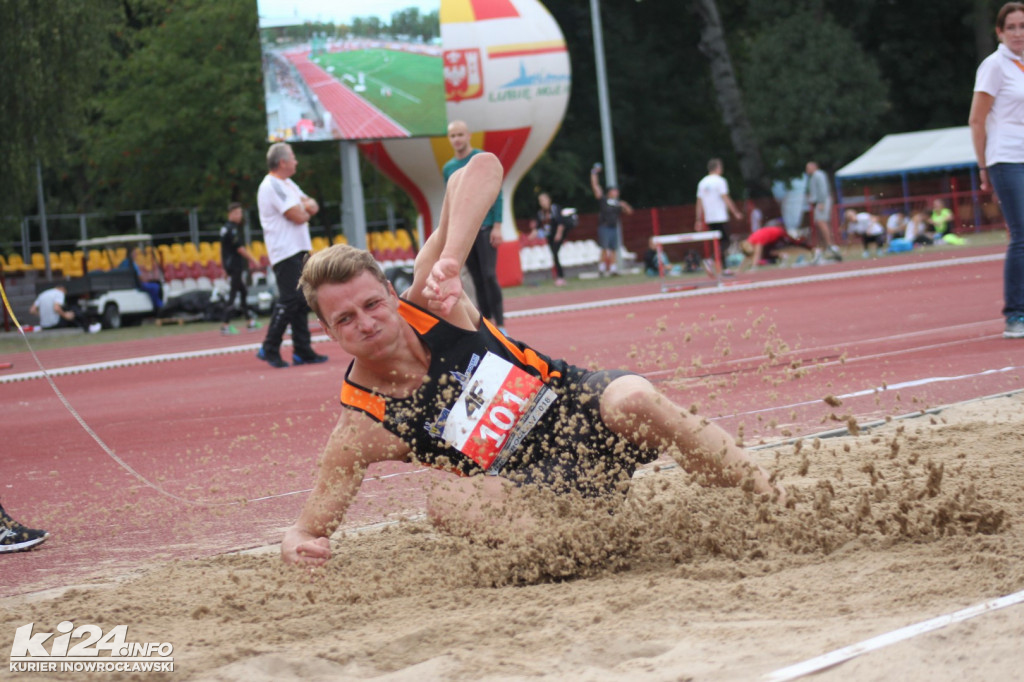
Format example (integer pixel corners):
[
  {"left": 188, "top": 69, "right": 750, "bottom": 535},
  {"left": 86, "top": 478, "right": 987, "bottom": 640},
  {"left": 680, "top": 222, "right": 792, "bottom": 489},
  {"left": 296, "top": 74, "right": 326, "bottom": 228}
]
[{"left": 505, "top": 368, "right": 660, "bottom": 497}]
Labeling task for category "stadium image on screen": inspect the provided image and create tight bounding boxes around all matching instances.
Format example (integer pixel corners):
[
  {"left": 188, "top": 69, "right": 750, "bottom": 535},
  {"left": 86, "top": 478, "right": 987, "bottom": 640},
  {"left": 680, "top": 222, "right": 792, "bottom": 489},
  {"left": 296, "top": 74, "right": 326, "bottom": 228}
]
[{"left": 258, "top": 2, "right": 446, "bottom": 142}]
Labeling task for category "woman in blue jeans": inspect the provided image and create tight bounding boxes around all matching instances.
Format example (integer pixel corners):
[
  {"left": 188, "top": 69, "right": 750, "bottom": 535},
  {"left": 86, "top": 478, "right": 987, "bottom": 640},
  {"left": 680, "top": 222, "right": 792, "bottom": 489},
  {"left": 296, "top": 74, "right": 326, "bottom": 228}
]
[{"left": 970, "top": 1, "right": 1024, "bottom": 339}]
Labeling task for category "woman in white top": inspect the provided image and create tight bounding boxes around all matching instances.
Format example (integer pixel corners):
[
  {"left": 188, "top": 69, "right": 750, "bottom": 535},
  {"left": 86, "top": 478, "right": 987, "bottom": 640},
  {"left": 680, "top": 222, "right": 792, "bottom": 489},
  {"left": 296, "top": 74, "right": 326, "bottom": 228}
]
[{"left": 969, "top": 1, "right": 1024, "bottom": 339}]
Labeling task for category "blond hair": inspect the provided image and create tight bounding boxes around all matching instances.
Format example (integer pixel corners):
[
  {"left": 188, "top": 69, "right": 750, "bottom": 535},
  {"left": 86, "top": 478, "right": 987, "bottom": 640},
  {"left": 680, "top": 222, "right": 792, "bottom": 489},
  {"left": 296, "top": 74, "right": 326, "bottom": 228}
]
[{"left": 299, "top": 244, "right": 389, "bottom": 318}]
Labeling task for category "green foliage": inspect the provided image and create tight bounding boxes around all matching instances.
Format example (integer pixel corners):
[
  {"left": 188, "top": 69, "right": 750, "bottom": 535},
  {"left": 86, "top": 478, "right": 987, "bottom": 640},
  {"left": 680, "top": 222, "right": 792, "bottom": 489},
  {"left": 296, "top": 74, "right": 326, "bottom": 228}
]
[
  {"left": 88, "top": 0, "right": 266, "bottom": 209},
  {"left": 4, "top": 0, "right": 1006, "bottom": 241},
  {"left": 389, "top": 7, "right": 440, "bottom": 42},
  {"left": 0, "top": 0, "right": 116, "bottom": 238},
  {"left": 740, "top": 10, "right": 889, "bottom": 178}
]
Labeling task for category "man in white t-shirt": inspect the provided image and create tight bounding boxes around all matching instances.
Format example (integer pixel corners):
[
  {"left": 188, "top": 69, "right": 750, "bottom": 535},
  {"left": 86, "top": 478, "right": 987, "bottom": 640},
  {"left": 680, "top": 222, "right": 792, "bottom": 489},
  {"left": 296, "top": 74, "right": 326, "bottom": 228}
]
[
  {"left": 695, "top": 158, "right": 743, "bottom": 257},
  {"left": 256, "top": 142, "right": 328, "bottom": 368},
  {"left": 29, "top": 285, "right": 99, "bottom": 333}
]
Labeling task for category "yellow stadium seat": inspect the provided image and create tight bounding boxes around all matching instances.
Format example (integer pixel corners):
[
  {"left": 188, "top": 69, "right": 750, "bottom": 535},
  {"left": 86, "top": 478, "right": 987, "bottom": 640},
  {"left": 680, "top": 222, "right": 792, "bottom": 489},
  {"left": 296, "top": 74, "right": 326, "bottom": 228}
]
[
  {"left": 333, "top": 234, "right": 348, "bottom": 245},
  {"left": 198, "top": 241, "right": 217, "bottom": 265},
  {"left": 312, "top": 236, "right": 328, "bottom": 252},
  {"left": 7, "top": 254, "right": 28, "bottom": 272}
]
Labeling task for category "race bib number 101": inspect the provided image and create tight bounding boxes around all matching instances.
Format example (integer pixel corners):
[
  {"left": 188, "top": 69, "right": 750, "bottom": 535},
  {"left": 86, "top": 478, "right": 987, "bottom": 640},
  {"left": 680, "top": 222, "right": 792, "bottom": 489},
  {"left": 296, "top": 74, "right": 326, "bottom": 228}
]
[{"left": 441, "top": 353, "right": 554, "bottom": 472}]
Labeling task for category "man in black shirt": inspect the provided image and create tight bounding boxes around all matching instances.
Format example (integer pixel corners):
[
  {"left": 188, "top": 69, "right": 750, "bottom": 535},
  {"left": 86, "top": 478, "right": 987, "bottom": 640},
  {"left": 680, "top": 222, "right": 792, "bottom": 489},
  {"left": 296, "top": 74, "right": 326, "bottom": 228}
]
[{"left": 220, "top": 202, "right": 260, "bottom": 335}]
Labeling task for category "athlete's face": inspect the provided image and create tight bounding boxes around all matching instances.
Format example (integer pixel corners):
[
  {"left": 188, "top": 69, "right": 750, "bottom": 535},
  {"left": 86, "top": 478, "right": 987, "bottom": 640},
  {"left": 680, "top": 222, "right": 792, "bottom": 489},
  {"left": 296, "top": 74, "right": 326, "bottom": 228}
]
[
  {"left": 998, "top": 10, "right": 1024, "bottom": 55},
  {"left": 317, "top": 271, "right": 402, "bottom": 358}
]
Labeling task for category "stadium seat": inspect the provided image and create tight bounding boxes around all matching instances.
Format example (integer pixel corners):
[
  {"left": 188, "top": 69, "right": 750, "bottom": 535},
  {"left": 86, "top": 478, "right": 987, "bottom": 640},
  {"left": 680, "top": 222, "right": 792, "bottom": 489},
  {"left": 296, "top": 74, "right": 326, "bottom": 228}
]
[
  {"left": 198, "top": 241, "right": 217, "bottom": 265},
  {"left": 332, "top": 234, "right": 348, "bottom": 245}
]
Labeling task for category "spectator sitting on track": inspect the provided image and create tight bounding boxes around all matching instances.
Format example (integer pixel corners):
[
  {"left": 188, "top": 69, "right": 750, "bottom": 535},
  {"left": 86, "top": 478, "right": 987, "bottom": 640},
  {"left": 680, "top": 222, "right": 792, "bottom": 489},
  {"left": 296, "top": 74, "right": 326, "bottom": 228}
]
[
  {"left": 903, "top": 211, "right": 934, "bottom": 246},
  {"left": 843, "top": 209, "right": 887, "bottom": 258},
  {"left": 29, "top": 285, "right": 100, "bottom": 334},
  {"left": 736, "top": 222, "right": 813, "bottom": 273},
  {"left": 280, "top": 153, "right": 784, "bottom": 567},
  {"left": 642, "top": 237, "right": 682, "bottom": 277},
  {"left": 928, "top": 198, "right": 954, "bottom": 240},
  {"left": 885, "top": 211, "right": 907, "bottom": 240}
]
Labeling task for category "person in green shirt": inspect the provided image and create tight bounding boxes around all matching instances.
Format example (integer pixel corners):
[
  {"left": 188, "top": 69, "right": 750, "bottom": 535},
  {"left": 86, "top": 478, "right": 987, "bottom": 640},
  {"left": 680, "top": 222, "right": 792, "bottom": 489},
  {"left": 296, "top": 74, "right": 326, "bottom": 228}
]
[
  {"left": 929, "top": 198, "right": 954, "bottom": 238},
  {"left": 442, "top": 120, "right": 505, "bottom": 331}
]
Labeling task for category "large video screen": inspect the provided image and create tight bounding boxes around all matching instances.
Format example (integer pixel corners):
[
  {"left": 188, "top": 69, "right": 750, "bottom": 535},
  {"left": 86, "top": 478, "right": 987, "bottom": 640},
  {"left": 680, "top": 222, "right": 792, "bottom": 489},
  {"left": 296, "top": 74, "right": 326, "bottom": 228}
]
[{"left": 257, "top": 1, "right": 445, "bottom": 142}]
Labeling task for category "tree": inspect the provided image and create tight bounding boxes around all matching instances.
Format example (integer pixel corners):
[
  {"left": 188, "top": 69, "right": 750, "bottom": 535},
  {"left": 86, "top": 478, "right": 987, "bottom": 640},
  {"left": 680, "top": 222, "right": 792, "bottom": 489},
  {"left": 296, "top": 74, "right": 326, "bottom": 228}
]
[
  {"left": 0, "top": 0, "right": 116, "bottom": 240},
  {"left": 692, "top": 0, "right": 770, "bottom": 197},
  {"left": 739, "top": 9, "right": 888, "bottom": 178},
  {"left": 87, "top": 0, "right": 267, "bottom": 210}
]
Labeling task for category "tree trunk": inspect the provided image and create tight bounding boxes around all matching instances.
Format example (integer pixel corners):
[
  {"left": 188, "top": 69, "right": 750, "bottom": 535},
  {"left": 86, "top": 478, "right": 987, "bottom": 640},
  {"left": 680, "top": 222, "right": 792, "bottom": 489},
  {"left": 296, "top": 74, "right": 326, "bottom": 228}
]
[{"left": 692, "top": 0, "right": 770, "bottom": 198}]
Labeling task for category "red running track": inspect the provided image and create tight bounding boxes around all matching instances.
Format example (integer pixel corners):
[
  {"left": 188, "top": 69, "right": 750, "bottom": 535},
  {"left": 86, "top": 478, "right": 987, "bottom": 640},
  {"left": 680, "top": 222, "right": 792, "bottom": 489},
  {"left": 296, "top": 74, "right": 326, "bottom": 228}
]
[
  {"left": 1, "top": 245, "right": 1021, "bottom": 596},
  {"left": 286, "top": 51, "right": 408, "bottom": 139}
]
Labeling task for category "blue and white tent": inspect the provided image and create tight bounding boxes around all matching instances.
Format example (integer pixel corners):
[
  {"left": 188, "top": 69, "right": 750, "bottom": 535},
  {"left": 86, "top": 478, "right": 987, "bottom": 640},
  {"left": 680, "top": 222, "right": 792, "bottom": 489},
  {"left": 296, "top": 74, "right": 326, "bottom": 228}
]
[{"left": 835, "top": 126, "right": 977, "bottom": 181}]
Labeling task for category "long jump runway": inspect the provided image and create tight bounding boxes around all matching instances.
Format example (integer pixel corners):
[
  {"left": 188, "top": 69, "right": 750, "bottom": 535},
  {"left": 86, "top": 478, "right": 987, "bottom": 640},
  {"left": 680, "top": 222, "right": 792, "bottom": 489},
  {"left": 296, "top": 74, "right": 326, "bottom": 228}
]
[{"left": 2, "top": 245, "right": 1020, "bottom": 597}]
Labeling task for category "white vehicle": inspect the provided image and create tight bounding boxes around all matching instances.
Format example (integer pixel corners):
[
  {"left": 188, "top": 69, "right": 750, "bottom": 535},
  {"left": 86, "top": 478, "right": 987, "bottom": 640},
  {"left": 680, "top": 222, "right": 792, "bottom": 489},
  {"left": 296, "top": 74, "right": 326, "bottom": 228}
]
[{"left": 72, "top": 235, "right": 163, "bottom": 329}]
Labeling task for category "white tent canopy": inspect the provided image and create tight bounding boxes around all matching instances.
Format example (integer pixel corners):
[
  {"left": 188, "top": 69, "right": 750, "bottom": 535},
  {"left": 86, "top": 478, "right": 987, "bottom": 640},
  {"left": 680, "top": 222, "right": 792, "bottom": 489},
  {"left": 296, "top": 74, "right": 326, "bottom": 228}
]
[{"left": 835, "top": 126, "right": 978, "bottom": 180}]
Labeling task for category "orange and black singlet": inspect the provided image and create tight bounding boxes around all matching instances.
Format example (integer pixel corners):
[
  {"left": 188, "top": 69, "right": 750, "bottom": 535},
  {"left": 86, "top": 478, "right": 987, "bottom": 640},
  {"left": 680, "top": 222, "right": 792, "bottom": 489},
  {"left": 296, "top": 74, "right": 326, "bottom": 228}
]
[{"left": 340, "top": 299, "right": 658, "bottom": 495}]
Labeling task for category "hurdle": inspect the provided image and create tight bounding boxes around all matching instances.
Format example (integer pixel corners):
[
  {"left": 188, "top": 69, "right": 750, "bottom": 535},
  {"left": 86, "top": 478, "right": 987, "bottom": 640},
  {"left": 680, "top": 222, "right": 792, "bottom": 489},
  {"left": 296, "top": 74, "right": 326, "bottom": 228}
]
[{"left": 650, "top": 230, "right": 723, "bottom": 293}]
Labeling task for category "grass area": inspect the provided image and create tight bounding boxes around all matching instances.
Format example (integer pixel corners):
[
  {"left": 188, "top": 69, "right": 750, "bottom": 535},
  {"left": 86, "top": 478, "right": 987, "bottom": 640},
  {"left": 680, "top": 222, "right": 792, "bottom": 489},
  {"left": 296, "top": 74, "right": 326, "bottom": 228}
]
[
  {"left": 0, "top": 317, "right": 241, "bottom": 355},
  {"left": 315, "top": 49, "right": 446, "bottom": 135}
]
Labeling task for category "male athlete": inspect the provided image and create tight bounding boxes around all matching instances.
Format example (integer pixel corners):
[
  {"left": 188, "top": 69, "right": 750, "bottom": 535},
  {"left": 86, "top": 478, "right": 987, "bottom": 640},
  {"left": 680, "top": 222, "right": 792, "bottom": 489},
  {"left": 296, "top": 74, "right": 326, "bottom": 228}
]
[{"left": 281, "top": 153, "right": 781, "bottom": 566}]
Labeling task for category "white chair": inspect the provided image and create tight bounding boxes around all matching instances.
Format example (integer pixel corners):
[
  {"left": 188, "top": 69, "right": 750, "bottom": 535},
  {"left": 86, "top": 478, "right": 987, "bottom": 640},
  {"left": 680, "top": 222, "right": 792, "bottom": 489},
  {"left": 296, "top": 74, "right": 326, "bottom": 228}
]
[
  {"left": 561, "top": 240, "right": 582, "bottom": 267},
  {"left": 580, "top": 240, "right": 602, "bottom": 264},
  {"left": 534, "top": 245, "right": 553, "bottom": 271},
  {"left": 520, "top": 246, "right": 537, "bottom": 272}
]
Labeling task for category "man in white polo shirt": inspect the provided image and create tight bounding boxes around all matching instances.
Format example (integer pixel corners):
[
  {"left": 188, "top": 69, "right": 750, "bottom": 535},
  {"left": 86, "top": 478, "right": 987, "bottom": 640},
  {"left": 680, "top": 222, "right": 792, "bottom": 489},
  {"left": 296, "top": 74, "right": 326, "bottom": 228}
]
[
  {"left": 256, "top": 142, "right": 328, "bottom": 368},
  {"left": 695, "top": 158, "right": 743, "bottom": 260}
]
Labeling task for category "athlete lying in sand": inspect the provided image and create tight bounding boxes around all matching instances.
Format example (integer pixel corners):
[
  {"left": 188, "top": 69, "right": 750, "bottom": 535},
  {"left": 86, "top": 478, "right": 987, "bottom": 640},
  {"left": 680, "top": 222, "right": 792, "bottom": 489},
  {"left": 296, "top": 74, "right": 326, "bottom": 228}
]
[{"left": 281, "top": 153, "right": 783, "bottom": 566}]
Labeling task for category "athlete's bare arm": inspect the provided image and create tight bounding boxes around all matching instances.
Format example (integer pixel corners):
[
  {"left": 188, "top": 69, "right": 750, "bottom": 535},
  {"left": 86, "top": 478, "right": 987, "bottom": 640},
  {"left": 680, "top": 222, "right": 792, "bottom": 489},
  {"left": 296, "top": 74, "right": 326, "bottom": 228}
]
[
  {"left": 409, "top": 152, "right": 503, "bottom": 329},
  {"left": 281, "top": 410, "right": 410, "bottom": 566}
]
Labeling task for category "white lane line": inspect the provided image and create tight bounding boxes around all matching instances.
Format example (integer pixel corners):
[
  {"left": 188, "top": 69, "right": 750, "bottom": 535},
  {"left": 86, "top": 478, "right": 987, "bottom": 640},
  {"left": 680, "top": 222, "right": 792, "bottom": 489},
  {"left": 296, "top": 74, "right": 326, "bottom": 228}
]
[
  {"left": 763, "top": 588, "right": 1024, "bottom": 681},
  {"left": 0, "top": 335, "right": 331, "bottom": 383},
  {"left": 643, "top": 319, "right": 999, "bottom": 380},
  {"left": 506, "top": 253, "right": 1004, "bottom": 318},
  {"left": 716, "top": 363, "right": 1024, "bottom": 422},
  {"left": 1, "top": 253, "right": 1004, "bottom": 384}
]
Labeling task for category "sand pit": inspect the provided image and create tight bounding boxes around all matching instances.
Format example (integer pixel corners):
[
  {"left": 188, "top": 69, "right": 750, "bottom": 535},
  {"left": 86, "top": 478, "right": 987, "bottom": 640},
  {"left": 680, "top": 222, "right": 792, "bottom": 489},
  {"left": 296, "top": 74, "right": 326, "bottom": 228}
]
[{"left": 3, "top": 393, "right": 1023, "bottom": 681}]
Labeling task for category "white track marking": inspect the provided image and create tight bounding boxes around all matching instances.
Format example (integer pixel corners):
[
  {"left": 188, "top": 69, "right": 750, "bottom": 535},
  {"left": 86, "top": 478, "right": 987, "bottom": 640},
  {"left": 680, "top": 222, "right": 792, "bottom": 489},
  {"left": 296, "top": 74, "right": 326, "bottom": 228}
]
[
  {"left": 763, "top": 588, "right": 1024, "bottom": 681},
  {"left": 506, "top": 252, "right": 1004, "bottom": 318}
]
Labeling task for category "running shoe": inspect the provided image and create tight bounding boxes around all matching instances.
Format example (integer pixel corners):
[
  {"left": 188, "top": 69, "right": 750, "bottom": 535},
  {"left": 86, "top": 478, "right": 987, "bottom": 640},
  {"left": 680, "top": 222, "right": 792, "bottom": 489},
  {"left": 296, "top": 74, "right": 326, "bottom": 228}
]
[
  {"left": 246, "top": 320, "right": 262, "bottom": 330},
  {"left": 257, "top": 347, "right": 289, "bottom": 368},
  {"left": 221, "top": 325, "right": 239, "bottom": 335},
  {"left": 292, "top": 352, "right": 328, "bottom": 366},
  {"left": 1005, "top": 316, "right": 1024, "bottom": 339},
  {"left": 829, "top": 245, "right": 844, "bottom": 262},
  {"left": 0, "top": 506, "right": 49, "bottom": 553},
  {"left": 87, "top": 322, "right": 102, "bottom": 334}
]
